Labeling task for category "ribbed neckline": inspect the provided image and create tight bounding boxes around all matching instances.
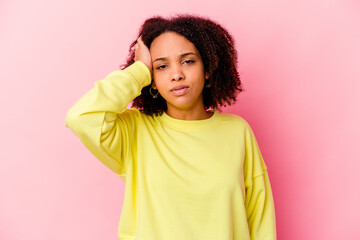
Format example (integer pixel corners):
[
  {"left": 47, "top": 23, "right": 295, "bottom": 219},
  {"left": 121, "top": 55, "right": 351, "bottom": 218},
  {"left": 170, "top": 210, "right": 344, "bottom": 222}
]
[{"left": 157, "top": 110, "right": 221, "bottom": 131}]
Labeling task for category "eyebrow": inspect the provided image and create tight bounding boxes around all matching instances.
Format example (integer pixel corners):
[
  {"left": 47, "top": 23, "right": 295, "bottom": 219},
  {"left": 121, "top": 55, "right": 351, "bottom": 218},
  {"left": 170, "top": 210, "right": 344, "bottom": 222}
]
[{"left": 152, "top": 52, "right": 197, "bottom": 63}]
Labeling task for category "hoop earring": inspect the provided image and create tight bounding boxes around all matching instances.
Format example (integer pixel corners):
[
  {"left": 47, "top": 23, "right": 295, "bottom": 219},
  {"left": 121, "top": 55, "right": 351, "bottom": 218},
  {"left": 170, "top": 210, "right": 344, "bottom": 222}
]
[{"left": 149, "top": 87, "right": 159, "bottom": 98}]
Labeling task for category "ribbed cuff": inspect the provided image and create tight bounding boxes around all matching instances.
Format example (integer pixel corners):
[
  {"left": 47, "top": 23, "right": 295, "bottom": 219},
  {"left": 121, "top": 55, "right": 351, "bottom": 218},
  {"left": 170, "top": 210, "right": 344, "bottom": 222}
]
[{"left": 123, "top": 61, "right": 151, "bottom": 88}]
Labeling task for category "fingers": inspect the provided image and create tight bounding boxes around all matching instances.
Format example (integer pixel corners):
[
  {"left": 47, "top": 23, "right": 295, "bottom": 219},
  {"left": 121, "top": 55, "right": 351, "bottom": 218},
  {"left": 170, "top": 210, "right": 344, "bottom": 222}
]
[
  {"left": 133, "top": 36, "right": 144, "bottom": 51},
  {"left": 137, "top": 35, "right": 144, "bottom": 44},
  {"left": 133, "top": 35, "right": 152, "bottom": 74},
  {"left": 136, "top": 36, "right": 145, "bottom": 48}
]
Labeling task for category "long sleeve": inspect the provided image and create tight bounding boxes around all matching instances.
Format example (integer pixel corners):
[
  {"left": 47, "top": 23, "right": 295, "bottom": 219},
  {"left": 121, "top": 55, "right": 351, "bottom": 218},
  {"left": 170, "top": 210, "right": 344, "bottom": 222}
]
[
  {"left": 244, "top": 124, "right": 277, "bottom": 240},
  {"left": 64, "top": 61, "right": 151, "bottom": 176}
]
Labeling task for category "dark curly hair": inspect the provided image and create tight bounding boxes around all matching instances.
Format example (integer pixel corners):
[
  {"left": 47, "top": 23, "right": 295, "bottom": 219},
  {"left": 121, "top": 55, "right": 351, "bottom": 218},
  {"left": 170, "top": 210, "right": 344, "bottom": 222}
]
[{"left": 120, "top": 13, "right": 243, "bottom": 116}]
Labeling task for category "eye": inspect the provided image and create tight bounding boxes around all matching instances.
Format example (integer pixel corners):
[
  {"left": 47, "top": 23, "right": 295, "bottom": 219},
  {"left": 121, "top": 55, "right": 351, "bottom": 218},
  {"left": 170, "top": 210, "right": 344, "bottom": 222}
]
[
  {"left": 183, "top": 60, "right": 195, "bottom": 64},
  {"left": 156, "top": 65, "right": 167, "bottom": 70}
]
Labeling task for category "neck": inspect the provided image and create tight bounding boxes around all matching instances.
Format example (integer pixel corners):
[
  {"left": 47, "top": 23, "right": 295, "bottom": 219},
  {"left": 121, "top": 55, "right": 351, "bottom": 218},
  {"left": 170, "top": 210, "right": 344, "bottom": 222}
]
[{"left": 165, "top": 102, "right": 214, "bottom": 120}]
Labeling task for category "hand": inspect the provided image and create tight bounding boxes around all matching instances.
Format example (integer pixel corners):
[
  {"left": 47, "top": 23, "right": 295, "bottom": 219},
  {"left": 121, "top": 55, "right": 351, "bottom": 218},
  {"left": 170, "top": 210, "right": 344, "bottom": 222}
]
[{"left": 134, "top": 36, "right": 152, "bottom": 75}]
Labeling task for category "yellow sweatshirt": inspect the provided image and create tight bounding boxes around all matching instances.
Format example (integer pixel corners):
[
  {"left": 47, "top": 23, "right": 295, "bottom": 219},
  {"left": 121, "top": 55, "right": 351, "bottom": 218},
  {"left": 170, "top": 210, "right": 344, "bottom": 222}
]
[{"left": 65, "top": 61, "right": 277, "bottom": 240}]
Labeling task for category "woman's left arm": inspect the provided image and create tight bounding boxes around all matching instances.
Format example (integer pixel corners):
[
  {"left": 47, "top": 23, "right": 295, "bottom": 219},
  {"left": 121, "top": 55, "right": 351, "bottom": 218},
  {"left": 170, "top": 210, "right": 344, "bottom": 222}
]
[{"left": 243, "top": 124, "right": 277, "bottom": 240}]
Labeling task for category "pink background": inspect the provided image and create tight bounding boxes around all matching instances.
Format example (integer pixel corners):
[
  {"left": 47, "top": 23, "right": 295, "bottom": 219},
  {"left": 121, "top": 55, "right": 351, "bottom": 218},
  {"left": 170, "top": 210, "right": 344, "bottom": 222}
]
[{"left": 1, "top": 0, "right": 359, "bottom": 239}]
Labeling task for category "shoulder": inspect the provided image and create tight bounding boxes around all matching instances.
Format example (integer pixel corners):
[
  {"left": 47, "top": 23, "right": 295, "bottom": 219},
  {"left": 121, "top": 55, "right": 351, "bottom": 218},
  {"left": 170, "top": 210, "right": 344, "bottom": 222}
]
[
  {"left": 113, "top": 108, "right": 143, "bottom": 123},
  {"left": 128, "top": 108, "right": 161, "bottom": 123},
  {"left": 217, "top": 112, "right": 252, "bottom": 131},
  {"left": 119, "top": 107, "right": 141, "bottom": 116},
  {"left": 216, "top": 112, "right": 259, "bottom": 144}
]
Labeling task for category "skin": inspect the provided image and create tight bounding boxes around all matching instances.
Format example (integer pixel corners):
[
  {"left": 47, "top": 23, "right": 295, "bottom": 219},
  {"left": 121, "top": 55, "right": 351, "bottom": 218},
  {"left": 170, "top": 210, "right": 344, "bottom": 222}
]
[{"left": 134, "top": 32, "right": 213, "bottom": 120}]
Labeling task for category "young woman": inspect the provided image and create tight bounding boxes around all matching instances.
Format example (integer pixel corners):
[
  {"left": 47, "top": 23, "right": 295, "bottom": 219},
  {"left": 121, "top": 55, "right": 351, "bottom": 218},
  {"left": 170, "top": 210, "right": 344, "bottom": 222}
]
[{"left": 65, "top": 14, "right": 276, "bottom": 240}]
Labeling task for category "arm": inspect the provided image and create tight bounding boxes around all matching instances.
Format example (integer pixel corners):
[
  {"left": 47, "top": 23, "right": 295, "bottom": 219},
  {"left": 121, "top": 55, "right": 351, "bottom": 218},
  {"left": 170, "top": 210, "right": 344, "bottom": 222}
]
[
  {"left": 244, "top": 124, "right": 277, "bottom": 239},
  {"left": 65, "top": 61, "right": 151, "bottom": 176}
]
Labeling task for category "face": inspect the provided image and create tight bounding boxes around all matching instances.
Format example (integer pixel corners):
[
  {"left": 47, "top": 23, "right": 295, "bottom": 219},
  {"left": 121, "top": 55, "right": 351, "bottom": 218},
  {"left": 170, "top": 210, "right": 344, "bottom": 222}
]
[{"left": 150, "top": 32, "right": 209, "bottom": 113}]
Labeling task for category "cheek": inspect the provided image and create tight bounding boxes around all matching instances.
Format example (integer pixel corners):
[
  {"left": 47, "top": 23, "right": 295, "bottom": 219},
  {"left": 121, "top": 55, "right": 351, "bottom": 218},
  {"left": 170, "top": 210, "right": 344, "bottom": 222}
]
[
  {"left": 152, "top": 76, "right": 166, "bottom": 90},
  {"left": 192, "top": 72, "right": 206, "bottom": 89}
]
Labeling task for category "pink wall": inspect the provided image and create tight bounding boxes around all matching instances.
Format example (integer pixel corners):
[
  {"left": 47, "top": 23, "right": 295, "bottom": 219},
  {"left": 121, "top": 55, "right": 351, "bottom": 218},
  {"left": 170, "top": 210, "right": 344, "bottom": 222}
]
[{"left": 1, "top": 0, "right": 359, "bottom": 239}]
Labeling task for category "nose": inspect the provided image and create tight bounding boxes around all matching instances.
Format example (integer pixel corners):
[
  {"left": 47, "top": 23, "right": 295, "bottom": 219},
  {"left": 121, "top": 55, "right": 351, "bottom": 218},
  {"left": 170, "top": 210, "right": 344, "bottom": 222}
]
[{"left": 171, "top": 64, "right": 184, "bottom": 81}]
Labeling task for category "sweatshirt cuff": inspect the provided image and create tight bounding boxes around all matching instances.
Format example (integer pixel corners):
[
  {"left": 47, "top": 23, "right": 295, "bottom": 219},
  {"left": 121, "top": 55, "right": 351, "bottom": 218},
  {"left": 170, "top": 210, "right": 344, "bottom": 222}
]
[{"left": 123, "top": 61, "right": 152, "bottom": 88}]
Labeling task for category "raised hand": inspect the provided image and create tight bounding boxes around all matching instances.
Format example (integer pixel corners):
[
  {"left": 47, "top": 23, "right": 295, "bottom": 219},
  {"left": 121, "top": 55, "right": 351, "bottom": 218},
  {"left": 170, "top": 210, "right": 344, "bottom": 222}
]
[{"left": 134, "top": 36, "right": 153, "bottom": 75}]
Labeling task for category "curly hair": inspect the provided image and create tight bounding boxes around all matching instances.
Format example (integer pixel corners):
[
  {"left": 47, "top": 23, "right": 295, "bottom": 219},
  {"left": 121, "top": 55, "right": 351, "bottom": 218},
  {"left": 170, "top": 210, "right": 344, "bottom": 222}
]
[{"left": 120, "top": 13, "right": 243, "bottom": 116}]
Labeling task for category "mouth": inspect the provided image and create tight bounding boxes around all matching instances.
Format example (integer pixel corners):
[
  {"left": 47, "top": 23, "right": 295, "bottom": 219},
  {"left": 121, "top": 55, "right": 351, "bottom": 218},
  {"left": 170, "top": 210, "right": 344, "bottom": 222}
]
[{"left": 170, "top": 86, "right": 189, "bottom": 96}]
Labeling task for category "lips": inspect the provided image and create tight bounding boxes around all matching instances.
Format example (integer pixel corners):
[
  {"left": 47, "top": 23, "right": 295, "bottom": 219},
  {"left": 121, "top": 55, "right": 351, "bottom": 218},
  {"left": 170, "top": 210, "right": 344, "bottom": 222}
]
[{"left": 170, "top": 85, "right": 189, "bottom": 96}]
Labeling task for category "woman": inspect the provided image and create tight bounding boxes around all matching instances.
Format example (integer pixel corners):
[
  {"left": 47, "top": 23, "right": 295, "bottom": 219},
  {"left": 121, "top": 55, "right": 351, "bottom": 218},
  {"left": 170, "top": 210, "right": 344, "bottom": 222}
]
[{"left": 65, "top": 13, "right": 276, "bottom": 240}]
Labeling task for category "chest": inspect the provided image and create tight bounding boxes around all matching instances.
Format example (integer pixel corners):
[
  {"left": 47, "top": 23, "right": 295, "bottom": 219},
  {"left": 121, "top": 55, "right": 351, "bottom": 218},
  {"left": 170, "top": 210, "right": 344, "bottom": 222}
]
[{"left": 135, "top": 125, "right": 246, "bottom": 194}]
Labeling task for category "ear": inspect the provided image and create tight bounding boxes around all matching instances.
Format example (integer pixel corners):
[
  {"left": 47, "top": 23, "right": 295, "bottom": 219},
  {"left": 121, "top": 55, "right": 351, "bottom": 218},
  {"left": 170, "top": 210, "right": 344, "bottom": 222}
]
[
  {"left": 205, "top": 72, "right": 210, "bottom": 79},
  {"left": 151, "top": 81, "right": 157, "bottom": 89}
]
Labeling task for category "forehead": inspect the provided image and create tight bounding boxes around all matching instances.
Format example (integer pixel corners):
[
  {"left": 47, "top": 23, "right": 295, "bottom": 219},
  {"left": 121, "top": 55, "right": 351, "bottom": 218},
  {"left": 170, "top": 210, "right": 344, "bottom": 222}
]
[{"left": 150, "top": 32, "right": 199, "bottom": 57}]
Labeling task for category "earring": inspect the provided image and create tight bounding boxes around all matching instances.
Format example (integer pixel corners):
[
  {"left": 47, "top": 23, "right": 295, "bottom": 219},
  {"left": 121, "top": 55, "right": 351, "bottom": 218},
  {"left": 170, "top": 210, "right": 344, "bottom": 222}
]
[
  {"left": 205, "top": 77, "right": 211, "bottom": 88},
  {"left": 149, "top": 87, "right": 159, "bottom": 98}
]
